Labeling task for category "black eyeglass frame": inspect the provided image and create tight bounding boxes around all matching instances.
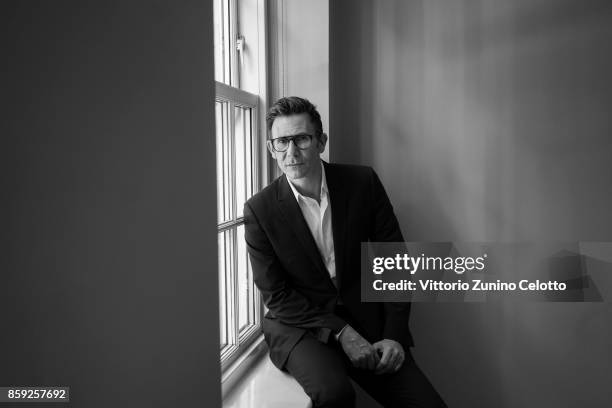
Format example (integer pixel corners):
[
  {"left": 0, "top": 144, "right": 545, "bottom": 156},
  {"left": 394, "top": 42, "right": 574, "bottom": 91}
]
[{"left": 267, "top": 134, "right": 316, "bottom": 152}]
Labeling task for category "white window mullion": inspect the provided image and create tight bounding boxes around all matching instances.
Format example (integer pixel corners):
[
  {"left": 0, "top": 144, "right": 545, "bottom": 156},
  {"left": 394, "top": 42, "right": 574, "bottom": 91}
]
[
  {"left": 223, "top": 102, "right": 233, "bottom": 222},
  {"left": 216, "top": 0, "right": 267, "bottom": 382},
  {"left": 228, "top": 100, "right": 238, "bottom": 351},
  {"left": 220, "top": 229, "right": 236, "bottom": 360},
  {"left": 249, "top": 105, "right": 257, "bottom": 198},
  {"left": 228, "top": 100, "right": 236, "bottom": 220},
  {"left": 229, "top": 227, "right": 239, "bottom": 349}
]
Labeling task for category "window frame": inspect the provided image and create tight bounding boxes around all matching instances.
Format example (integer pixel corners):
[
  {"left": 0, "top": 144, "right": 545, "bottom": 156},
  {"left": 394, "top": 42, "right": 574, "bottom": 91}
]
[
  {"left": 214, "top": 0, "right": 270, "bottom": 386},
  {"left": 216, "top": 82, "right": 263, "bottom": 371}
]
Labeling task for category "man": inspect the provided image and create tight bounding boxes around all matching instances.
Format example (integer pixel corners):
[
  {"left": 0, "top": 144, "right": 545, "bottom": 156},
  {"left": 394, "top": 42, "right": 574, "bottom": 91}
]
[{"left": 244, "top": 97, "right": 445, "bottom": 407}]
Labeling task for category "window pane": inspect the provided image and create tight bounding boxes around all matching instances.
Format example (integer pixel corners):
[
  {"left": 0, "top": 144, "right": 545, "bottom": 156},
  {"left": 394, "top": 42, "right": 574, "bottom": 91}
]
[
  {"left": 218, "top": 231, "right": 228, "bottom": 349},
  {"left": 214, "top": 0, "right": 263, "bottom": 369},
  {"left": 234, "top": 106, "right": 253, "bottom": 218},
  {"left": 236, "top": 224, "right": 254, "bottom": 332},
  {"left": 216, "top": 101, "right": 232, "bottom": 224},
  {"left": 237, "top": 0, "right": 259, "bottom": 93},
  {"left": 213, "top": 0, "right": 230, "bottom": 84}
]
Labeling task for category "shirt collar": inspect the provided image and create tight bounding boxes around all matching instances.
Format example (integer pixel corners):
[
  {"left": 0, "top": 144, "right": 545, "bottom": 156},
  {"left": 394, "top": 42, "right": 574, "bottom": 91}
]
[{"left": 287, "top": 161, "right": 328, "bottom": 202}]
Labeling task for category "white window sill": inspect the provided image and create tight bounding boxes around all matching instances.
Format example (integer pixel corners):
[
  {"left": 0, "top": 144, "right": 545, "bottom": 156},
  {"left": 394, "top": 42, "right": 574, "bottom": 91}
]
[
  {"left": 222, "top": 337, "right": 311, "bottom": 408},
  {"left": 221, "top": 335, "right": 382, "bottom": 408}
]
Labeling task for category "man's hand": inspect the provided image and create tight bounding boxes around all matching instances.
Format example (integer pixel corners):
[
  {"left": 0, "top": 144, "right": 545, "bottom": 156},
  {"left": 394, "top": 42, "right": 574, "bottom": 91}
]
[
  {"left": 373, "top": 339, "right": 405, "bottom": 375},
  {"left": 338, "top": 325, "right": 380, "bottom": 370}
]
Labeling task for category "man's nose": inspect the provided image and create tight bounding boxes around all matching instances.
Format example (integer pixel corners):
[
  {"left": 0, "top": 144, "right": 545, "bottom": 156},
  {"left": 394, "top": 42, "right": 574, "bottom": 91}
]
[{"left": 286, "top": 139, "right": 299, "bottom": 156}]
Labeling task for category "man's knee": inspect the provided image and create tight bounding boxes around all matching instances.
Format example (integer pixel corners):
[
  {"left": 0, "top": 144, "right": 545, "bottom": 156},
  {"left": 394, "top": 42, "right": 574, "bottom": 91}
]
[{"left": 311, "top": 378, "right": 355, "bottom": 408}]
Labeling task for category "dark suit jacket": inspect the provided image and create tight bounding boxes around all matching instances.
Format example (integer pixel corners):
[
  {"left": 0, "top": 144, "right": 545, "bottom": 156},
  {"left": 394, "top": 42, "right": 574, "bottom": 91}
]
[{"left": 244, "top": 162, "right": 413, "bottom": 369}]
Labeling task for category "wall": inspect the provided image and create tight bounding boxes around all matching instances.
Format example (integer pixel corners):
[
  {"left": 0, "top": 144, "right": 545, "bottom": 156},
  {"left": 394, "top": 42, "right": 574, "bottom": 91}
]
[
  {"left": 330, "top": 0, "right": 612, "bottom": 406},
  {"left": 1, "top": 2, "right": 221, "bottom": 407},
  {"left": 269, "top": 0, "right": 330, "bottom": 160}
]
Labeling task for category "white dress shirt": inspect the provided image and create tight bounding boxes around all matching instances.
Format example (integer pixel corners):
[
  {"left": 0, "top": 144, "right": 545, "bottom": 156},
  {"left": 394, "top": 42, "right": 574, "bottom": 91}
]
[
  {"left": 287, "top": 162, "right": 336, "bottom": 280},
  {"left": 287, "top": 163, "right": 348, "bottom": 339}
]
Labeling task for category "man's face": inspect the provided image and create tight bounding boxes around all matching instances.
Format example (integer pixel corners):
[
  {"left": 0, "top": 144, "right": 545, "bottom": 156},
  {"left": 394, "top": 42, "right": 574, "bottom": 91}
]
[{"left": 268, "top": 113, "right": 327, "bottom": 181}]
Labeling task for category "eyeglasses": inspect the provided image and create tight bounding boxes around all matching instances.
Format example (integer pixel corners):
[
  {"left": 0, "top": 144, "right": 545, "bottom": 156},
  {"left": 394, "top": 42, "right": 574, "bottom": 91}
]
[{"left": 268, "top": 134, "right": 313, "bottom": 152}]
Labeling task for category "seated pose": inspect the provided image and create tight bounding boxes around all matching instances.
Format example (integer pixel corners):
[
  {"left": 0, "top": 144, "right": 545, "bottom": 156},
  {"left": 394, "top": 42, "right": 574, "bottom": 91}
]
[{"left": 244, "top": 96, "right": 446, "bottom": 408}]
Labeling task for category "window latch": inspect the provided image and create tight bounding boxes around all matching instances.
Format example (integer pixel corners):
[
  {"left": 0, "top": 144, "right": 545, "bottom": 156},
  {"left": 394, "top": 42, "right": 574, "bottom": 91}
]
[
  {"left": 236, "top": 36, "right": 245, "bottom": 53},
  {"left": 236, "top": 35, "right": 245, "bottom": 69}
]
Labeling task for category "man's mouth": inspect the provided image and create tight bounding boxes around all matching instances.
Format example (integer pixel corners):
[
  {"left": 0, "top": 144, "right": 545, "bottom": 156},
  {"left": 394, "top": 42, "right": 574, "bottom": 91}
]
[{"left": 286, "top": 163, "right": 303, "bottom": 167}]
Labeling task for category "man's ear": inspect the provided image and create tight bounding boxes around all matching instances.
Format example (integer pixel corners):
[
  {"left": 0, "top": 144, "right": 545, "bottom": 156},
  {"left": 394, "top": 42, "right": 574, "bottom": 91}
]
[
  {"left": 266, "top": 140, "right": 276, "bottom": 157},
  {"left": 317, "top": 133, "right": 328, "bottom": 153}
]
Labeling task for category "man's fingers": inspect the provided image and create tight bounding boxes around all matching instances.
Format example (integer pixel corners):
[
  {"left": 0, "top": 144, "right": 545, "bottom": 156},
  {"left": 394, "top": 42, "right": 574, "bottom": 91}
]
[
  {"left": 372, "top": 344, "right": 383, "bottom": 371},
  {"left": 344, "top": 334, "right": 389, "bottom": 371},
  {"left": 378, "top": 346, "right": 391, "bottom": 367},
  {"left": 389, "top": 353, "right": 400, "bottom": 372},
  {"left": 392, "top": 352, "right": 405, "bottom": 372},
  {"left": 375, "top": 349, "right": 395, "bottom": 374},
  {"left": 367, "top": 348, "right": 378, "bottom": 370},
  {"left": 353, "top": 346, "right": 379, "bottom": 371},
  {"left": 365, "top": 355, "right": 373, "bottom": 370},
  {"left": 375, "top": 353, "right": 390, "bottom": 372},
  {"left": 373, "top": 347, "right": 381, "bottom": 365},
  {"left": 370, "top": 340, "right": 406, "bottom": 374},
  {"left": 386, "top": 350, "right": 399, "bottom": 373}
]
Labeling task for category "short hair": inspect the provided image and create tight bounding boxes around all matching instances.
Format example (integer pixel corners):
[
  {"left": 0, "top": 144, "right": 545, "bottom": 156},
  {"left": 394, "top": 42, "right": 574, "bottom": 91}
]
[{"left": 266, "top": 96, "right": 323, "bottom": 138}]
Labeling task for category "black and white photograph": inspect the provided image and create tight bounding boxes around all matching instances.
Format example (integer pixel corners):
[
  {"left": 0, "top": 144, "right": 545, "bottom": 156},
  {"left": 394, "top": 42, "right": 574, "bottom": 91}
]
[{"left": 3, "top": 1, "right": 612, "bottom": 407}]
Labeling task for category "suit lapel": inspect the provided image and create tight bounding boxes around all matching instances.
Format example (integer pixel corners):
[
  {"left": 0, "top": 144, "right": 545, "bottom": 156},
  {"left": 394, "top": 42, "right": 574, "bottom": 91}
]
[
  {"left": 276, "top": 175, "right": 329, "bottom": 279},
  {"left": 324, "top": 163, "right": 348, "bottom": 288}
]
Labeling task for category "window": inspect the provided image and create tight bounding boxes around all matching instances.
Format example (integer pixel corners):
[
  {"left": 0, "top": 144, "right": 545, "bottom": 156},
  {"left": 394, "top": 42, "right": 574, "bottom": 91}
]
[{"left": 214, "top": 0, "right": 267, "bottom": 371}]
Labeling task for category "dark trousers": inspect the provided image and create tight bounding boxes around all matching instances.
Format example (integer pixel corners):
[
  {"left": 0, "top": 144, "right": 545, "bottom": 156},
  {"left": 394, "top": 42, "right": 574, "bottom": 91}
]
[{"left": 284, "top": 333, "right": 447, "bottom": 408}]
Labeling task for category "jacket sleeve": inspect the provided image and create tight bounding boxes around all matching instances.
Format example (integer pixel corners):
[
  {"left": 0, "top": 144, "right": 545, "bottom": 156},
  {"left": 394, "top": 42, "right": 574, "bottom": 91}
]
[
  {"left": 244, "top": 201, "right": 346, "bottom": 335},
  {"left": 369, "top": 168, "right": 413, "bottom": 347}
]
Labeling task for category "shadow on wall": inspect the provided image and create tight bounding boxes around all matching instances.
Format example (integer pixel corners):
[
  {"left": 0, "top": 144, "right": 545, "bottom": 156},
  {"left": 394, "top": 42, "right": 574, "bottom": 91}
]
[{"left": 330, "top": 0, "right": 612, "bottom": 407}]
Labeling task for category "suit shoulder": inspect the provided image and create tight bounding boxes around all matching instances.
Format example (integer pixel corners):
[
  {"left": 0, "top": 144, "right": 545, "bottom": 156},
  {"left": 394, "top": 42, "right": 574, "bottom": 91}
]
[
  {"left": 326, "top": 162, "right": 375, "bottom": 182},
  {"left": 327, "top": 162, "right": 371, "bottom": 172}
]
